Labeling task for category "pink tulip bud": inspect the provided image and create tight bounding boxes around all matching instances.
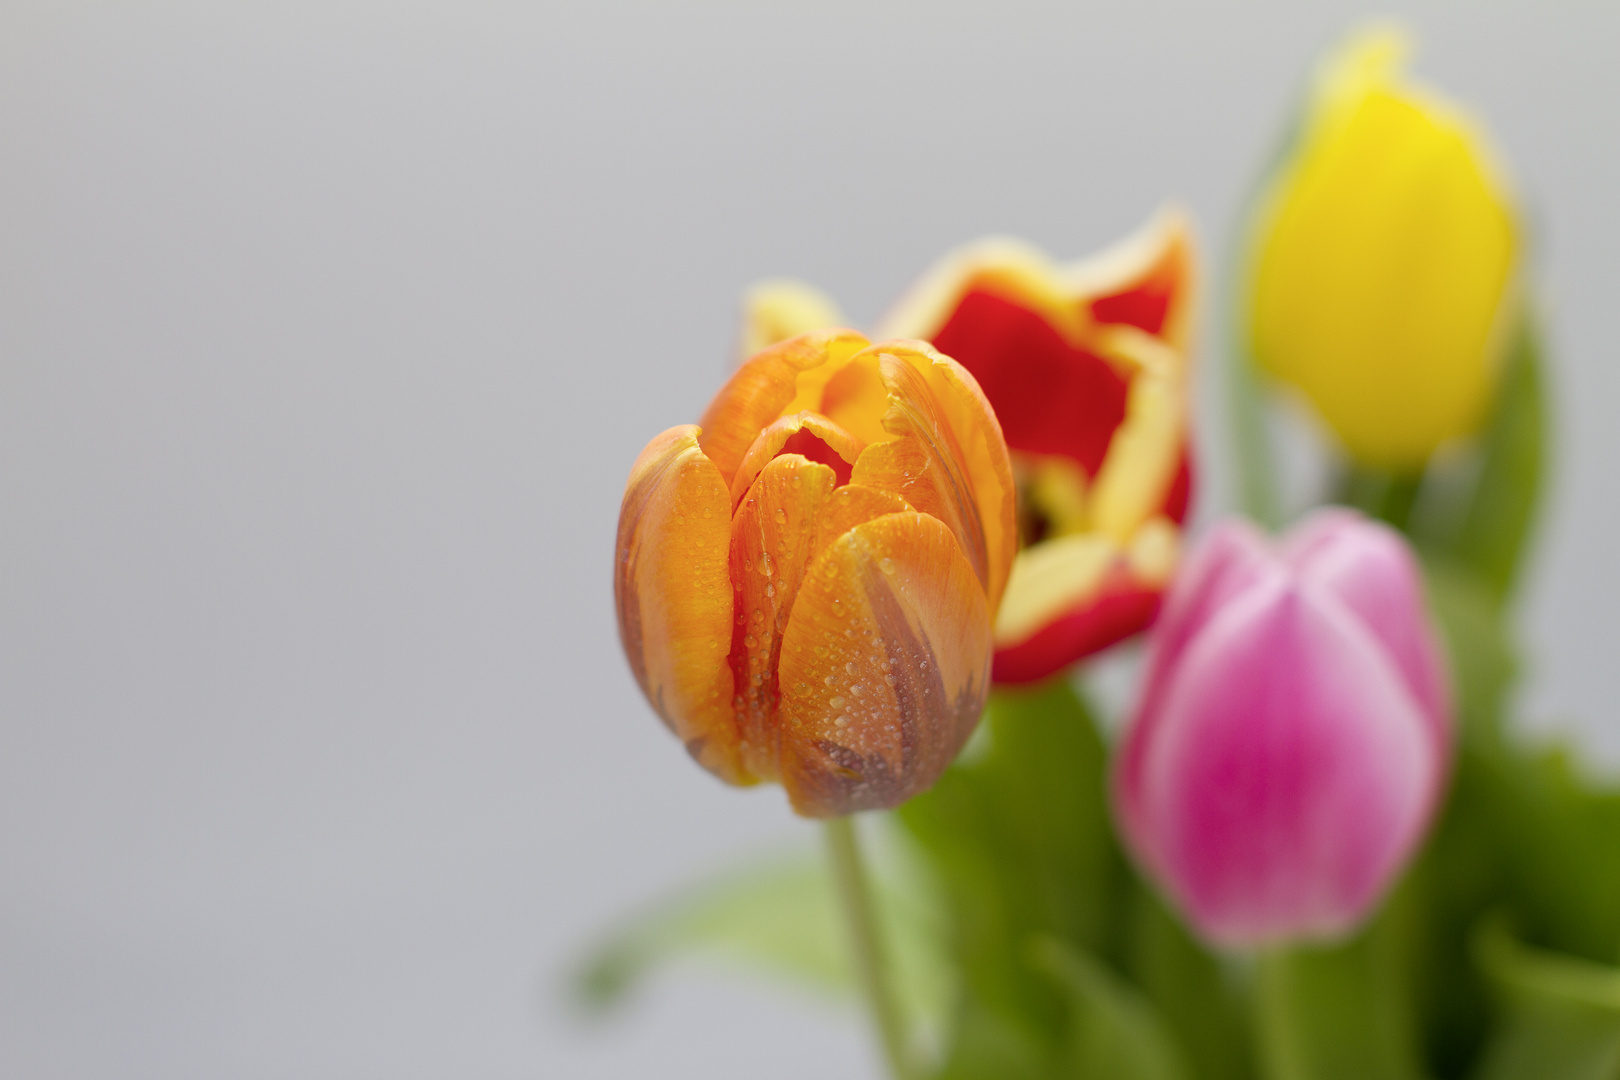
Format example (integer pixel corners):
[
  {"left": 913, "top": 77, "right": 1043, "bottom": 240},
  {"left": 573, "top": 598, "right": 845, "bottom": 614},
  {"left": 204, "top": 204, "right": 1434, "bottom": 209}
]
[{"left": 1113, "top": 509, "right": 1451, "bottom": 947}]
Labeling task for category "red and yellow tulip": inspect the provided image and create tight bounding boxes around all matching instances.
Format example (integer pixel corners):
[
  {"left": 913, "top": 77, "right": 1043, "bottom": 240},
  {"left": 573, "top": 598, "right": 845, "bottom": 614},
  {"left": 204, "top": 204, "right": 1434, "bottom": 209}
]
[
  {"left": 744, "top": 211, "right": 1197, "bottom": 684},
  {"left": 615, "top": 331, "right": 1017, "bottom": 816}
]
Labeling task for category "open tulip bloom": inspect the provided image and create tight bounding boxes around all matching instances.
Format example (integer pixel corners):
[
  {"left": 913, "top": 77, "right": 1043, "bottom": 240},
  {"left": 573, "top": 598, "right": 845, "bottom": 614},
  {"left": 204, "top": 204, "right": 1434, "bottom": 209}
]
[{"left": 743, "top": 210, "right": 1197, "bottom": 685}]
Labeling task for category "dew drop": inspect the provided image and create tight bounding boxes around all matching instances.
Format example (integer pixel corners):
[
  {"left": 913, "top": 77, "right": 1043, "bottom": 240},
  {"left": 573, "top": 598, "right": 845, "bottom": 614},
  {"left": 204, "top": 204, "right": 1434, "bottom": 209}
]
[
  {"left": 774, "top": 507, "right": 788, "bottom": 524},
  {"left": 845, "top": 662, "right": 856, "bottom": 675},
  {"left": 702, "top": 506, "right": 713, "bottom": 519},
  {"left": 835, "top": 715, "right": 851, "bottom": 729},
  {"left": 850, "top": 685, "right": 865, "bottom": 697},
  {"left": 879, "top": 557, "right": 896, "bottom": 575},
  {"left": 744, "top": 635, "right": 757, "bottom": 648},
  {"left": 884, "top": 674, "right": 897, "bottom": 687},
  {"left": 829, "top": 696, "right": 846, "bottom": 709}
]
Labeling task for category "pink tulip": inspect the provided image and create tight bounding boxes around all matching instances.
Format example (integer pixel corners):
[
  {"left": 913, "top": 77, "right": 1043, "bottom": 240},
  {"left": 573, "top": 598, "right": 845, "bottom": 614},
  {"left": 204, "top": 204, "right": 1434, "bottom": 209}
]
[{"left": 1113, "top": 509, "right": 1451, "bottom": 947}]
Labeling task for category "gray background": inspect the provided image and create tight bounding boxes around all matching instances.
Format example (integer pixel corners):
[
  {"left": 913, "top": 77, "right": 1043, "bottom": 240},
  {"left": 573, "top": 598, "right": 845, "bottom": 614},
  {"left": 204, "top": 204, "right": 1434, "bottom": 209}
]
[{"left": 1, "top": 2, "right": 1614, "bottom": 1077}]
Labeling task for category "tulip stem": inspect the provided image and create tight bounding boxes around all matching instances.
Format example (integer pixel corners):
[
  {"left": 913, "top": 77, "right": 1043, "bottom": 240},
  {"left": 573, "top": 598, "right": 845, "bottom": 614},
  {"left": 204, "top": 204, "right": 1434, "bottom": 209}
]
[
  {"left": 1228, "top": 345, "right": 1282, "bottom": 530},
  {"left": 824, "top": 816, "right": 914, "bottom": 1080}
]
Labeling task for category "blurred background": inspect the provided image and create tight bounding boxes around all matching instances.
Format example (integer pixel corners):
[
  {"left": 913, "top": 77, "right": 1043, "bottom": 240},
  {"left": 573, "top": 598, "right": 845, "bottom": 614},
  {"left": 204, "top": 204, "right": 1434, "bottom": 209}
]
[{"left": 1, "top": 2, "right": 1615, "bottom": 1077}]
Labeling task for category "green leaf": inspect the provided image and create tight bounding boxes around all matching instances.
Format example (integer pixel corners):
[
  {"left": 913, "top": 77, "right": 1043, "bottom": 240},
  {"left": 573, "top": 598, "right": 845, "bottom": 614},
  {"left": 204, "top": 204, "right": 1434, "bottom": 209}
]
[
  {"left": 1495, "top": 748, "right": 1620, "bottom": 966},
  {"left": 1448, "top": 312, "right": 1548, "bottom": 603},
  {"left": 1405, "top": 738, "right": 1620, "bottom": 1077},
  {"left": 1033, "top": 937, "right": 1190, "bottom": 1080},
  {"left": 572, "top": 855, "right": 847, "bottom": 1010},
  {"left": 930, "top": 999, "right": 1051, "bottom": 1080},
  {"left": 1420, "top": 558, "right": 1517, "bottom": 746},
  {"left": 1125, "top": 887, "right": 1256, "bottom": 1080},
  {"left": 1254, "top": 891, "right": 1427, "bottom": 1080},
  {"left": 1471, "top": 916, "right": 1620, "bottom": 1080},
  {"left": 897, "top": 679, "right": 1132, "bottom": 1071},
  {"left": 1406, "top": 743, "right": 1521, "bottom": 1077},
  {"left": 570, "top": 840, "right": 952, "bottom": 1032}
]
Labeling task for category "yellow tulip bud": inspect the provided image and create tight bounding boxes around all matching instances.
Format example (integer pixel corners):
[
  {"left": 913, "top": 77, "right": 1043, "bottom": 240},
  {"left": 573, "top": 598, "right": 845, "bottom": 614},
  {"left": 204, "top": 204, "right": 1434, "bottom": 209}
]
[{"left": 1246, "top": 26, "right": 1519, "bottom": 469}]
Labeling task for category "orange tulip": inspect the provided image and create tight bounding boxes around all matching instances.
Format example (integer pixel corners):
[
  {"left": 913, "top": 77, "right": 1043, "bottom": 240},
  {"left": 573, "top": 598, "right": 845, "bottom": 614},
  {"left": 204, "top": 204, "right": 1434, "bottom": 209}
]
[
  {"left": 615, "top": 330, "right": 1017, "bottom": 816},
  {"left": 743, "top": 211, "right": 1196, "bottom": 684}
]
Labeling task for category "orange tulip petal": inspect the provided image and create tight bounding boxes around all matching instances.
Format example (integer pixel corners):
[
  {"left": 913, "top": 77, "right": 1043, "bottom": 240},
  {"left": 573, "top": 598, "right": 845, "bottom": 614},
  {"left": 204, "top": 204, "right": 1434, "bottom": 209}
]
[
  {"left": 615, "top": 426, "right": 744, "bottom": 783},
  {"left": 698, "top": 329, "right": 869, "bottom": 484},
  {"left": 815, "top": 350, "right": 893, "bottom": 446},
  {"left": 776, "top": 511, "right": 992, "bottom": 817},
  {"left": 727, "top": 453, "right": 840, "bottom": 780},
  {"left": 728, "top": 411, "right": 864, "bottom": 507},
  {"left": 849, "top": 346, "right": 1011, "bottom": 605},
  {"left": 893, "top": 344, "right": 1018, "bottom": 611},
  {"left": 814, "top": 484, "right": 913, "bottom": 555}
]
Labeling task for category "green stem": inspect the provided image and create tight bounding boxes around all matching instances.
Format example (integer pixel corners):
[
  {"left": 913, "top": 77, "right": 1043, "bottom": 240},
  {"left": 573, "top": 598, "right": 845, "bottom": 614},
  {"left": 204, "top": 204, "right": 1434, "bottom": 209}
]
[
  {"left": 1337, "top": 463, "right": 1425, "bottom": 532},
  {"left": 824, "top": 816, "right": 914, "bottom": 1080},
  {"left": 1252, "top": 904, "right": 1425, "bottom": 1080},
  {"left": 1228, "top": 339, "right": 1282, "bottom": 530}
]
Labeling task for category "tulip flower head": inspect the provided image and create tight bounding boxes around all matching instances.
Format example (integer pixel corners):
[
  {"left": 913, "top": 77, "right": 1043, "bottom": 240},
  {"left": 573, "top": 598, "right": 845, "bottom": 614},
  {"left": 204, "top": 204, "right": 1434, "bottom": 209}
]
[
  {"left": 1246, "top": 26, "right": 1519, "bottom": 470},
  {"left": 1114, "top": 509, "right": 1451, "bottom": 947},
  {"left": 743, "top": 211, "right": 1197, "bottom": 684},
  {"left": 616, "top": 331, "right": 1017, "bottom": 817}
]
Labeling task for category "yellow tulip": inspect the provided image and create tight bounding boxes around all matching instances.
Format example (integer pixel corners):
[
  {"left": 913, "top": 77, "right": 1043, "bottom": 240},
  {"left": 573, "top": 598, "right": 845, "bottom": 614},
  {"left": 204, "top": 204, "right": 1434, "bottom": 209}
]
[{"left": 1246, "top": 26, "right": 1519, "bottom": 469}]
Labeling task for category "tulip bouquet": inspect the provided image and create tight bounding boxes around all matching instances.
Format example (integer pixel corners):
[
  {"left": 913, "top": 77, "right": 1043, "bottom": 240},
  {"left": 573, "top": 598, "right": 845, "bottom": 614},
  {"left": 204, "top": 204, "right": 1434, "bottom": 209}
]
[{"left": 582, "top": 26, "right": 1620, "bottom": 1080}]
